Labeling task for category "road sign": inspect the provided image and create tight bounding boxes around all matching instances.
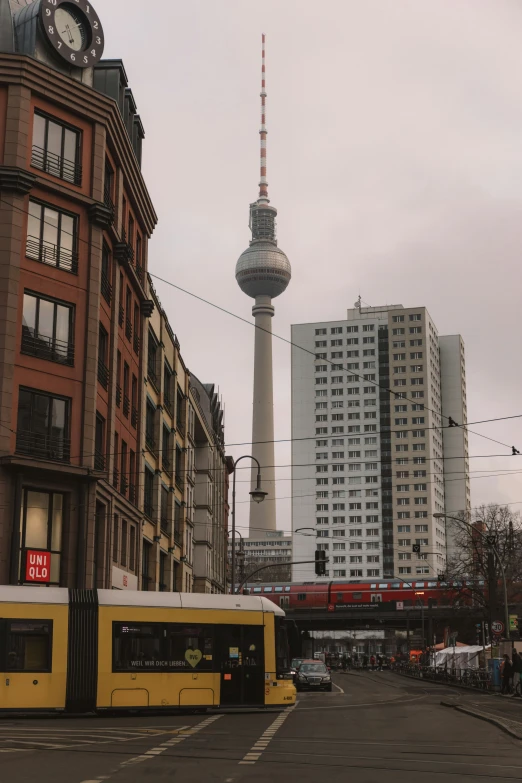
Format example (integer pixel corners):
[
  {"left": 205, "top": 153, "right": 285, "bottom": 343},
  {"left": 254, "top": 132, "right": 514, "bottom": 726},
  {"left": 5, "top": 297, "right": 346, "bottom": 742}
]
[
  {"left": 509, "top": 615, "right": 519, "bottom": 631},
  {"left": 491, "top": 620, "right": 504, "bottom": 635},
  {"left": 396, "top": 601, "right": 404, "bottom": 610}
]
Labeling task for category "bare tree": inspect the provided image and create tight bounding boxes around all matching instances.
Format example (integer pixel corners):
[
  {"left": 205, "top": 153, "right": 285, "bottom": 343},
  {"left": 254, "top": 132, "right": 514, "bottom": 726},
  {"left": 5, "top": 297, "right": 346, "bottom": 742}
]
[{"left": 445, "top": 505, "right": 522, "bottom": 614}]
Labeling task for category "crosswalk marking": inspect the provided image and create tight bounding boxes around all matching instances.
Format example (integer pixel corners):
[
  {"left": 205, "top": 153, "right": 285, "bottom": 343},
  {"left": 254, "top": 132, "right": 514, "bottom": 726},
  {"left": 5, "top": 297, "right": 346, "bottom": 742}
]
[{"left": 239, "top": 706, "right": 295, "bottom": 766}]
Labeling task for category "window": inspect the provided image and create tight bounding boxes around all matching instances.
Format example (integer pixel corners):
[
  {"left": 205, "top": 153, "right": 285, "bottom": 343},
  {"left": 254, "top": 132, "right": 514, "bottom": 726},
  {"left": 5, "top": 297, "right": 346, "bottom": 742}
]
[
  {"left": 162, "top": 426, "right": 172, "bottom": 474},
  {"left": 333, "top": 503, "right": 346, "bottom": 511},
  {"left": 411, "top": 366, "right": 423, "bottom": 373},
  {"left": 16, "top": 388, "right": 70, "bottom": 461},
  {"left": 316, "top": 504, "right": 328, "bottom": 511},
  {"left": 316, "top": 439, "right": 328, "bottom": 447},
  {"left": 397, "top": 498, "right": 410, "bottom": 506},
  {"left": 397, "top": 525, "right": 411, "bottom": 533},
  {"left": 332, "top": 451, "right": 344, "bottom": 459},
  {"left": 332, "top": 388, "right": 343, "bottom": 396},
  {"left": 161, "top": 485, "right": 170, "bottom": 535},
  {"left": 316, "top": 364, "right": 327, "bottom": 372},
  {"left": 316, "top": 478, "right": 328, "bottom": 486},
  {"left": 409, "top": 313, "right": 422, "bottom": 321},
  {"left": 316, "top": 377, "right": 327, "bottom": 385},
  {"left": 362, "top": 336, "right": 375, "bottom": 344},
  {"left": 147, "top": 330, "right": 159, "bottom": 388},
  {"left": 399, "top": 567, "right": 412, "bottom": 575},
  {"left": 19, "top": 489, "right": 64, "bottom": 584},
  {"left": 350, "top": 556, "right": 362, "bottom": 563},
  {"left": 315, "top": 340, "right": 327, "bottom": 347},
  {"left": 120, "top": 440, "right": 128, "bottom": 495},
  {"left": 349, "top": 529, "right": 362, "bottom": 537},
  {"left": 398, "top": 553, "right": 411, "bottom": 560},
  {"left": 414, "top": 497, "right": 428, "bottom": 505},
  {"left": 332, "top": 376, "right": 343, "bottom": 384},
  {"left": 411, "top": 352, "right": 423, "bottom": 360},
  {"left": 316, "top": 352, "right": 327, "bottom": 359},
  {"left": 410, "top": 326, "right": 422, "bottom": 334},
  {"left": 393, "top": 354, "right": 406, "bottom": 361},
  {"left": 315, "top": 328, "right": 327, "bottom": 335},
  {"left": 397, "top": 484, "right": 410, "bottom": 492},
  {"left": 333, "top": 569, "right": 347, "bottom": 577},
  {"left": 416, "top": 566, "right": 430, "bottom": 575},
  {"left": 5, "top": 620, "right": 53, "bottom": 671},
  {"left": 350, "top": 542, "right": 362, "bottom": 550},
  {"left": 332, "top": 438, "right": 344, "bottom": 446},
  {"left": 367, "top": 555, "right": 380, "bottom": 563},
  {"left": 412, "top": 391, "right": 424, "bottom": 398},
  {"left": 98, "top": 324, "right": 109, "bottom": 390},
  {"left": 347, "top": 337, "right": 359, "bottom": 345},
  {"left": 316, "top": 402, "right": 328, "bottom": 410},
  {"left": 363, "top": 349, "right": 375, "bottom": 356},
  {"left": 392, "top": 328, "right": 405, "bottom": 335},
  {"left": 22, "top": 292, "right": 74, "bottom": 366},
  {"left": 394, "top": 366, "right": 406, "bottom": 374},
  {"left": 144, "top": 467, "right": 155, "bottom": 519},
  {"left": 316, "top": 415, "right": 327, "bottom": 423},
  {"left": 412, "top": 443, "right": 425, "bottom": 451},
  {"left": 113, "top": 622, "right": 214, "bottom": 672},
  {"left": 350, "top": 569, "right": 363, "bottom": 577},
  {"left": 331, "top": 326, "right": 343, "bottom": 334},
  {"left": 146, "top": 400, "right": 156, "bottom": 453},
  {"left": 393, "top": 341, "right": 405, "bottom": 348},
  {"left": 333, "top": 556, "right": 346, "bottom": 564},
  {"left": 347, "top": 325, "right": 359, "bottom": 333},
  {"left": 332, "top": 414, "right": 344, "bottom": 421},
  {"left": 398, "top": 539, "right": 410, "bottom": 546},
  {"left": 392, "top": 315, "right": 405, "bottom": 322},
  {"left": 95, "top": 413, "right": 105, "bottom": 470},
  {"left": 415, "top": 510, "right": 428, "bottom": 519},
  {"left": 347, "top": 350, "right": 359, "bottom": 358},
  {"left": 362, "top": 324, "right": 374, "bottom": 332},
  {"left": 100, "top": 244, "right": 112, "bottom": 304},
  {"left": 27, "top": 200, "right": 78, "bottom": 273},
  {"left": 397, "top": 511, "right": 410, "bottom": 519},
  {"left": 32, "top": 112, "right": 81, "bottom": 184},
  {"left": 316, "top": 530, "right": 329, "bottom": 538},
  {"left": 332, "top": 464, "right": 344, "bottom": 472}
]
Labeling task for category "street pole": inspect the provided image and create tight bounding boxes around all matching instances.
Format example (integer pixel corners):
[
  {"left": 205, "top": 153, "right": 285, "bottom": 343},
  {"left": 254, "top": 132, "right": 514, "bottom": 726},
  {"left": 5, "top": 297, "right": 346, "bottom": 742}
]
[{"left": 230, "top": 455, "right": 267, "bottom": 594}]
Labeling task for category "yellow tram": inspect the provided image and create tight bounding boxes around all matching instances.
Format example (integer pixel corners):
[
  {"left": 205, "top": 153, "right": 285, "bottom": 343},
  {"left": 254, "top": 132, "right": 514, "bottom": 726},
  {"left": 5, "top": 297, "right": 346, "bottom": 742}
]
[{"left": 0, "top": 587, "right": 296, "bottom": 712}]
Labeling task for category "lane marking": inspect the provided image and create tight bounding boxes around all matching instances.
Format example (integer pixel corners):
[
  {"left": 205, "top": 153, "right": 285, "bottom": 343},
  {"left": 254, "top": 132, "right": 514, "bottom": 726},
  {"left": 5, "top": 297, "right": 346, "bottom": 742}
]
[
  {"left": 121, "top": 714, "right": 222, "bottom": 768},
  {"left": 333, "top": 682, "right": 345, "bottom": 694},
  {"left": 239, "top": 706, "right": 295, "bottom": 766}
]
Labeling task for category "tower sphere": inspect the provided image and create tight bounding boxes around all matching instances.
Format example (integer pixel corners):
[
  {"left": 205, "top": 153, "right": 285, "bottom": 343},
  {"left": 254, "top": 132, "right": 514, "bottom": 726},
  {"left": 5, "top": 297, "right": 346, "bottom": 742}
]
[{"left": 235, "top": 240, "right": 291, "bottom": 299}]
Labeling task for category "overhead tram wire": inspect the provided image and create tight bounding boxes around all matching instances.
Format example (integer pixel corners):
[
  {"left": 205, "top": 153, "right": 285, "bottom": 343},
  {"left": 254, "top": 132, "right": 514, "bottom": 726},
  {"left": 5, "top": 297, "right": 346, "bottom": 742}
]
[
  {"left": 1, "top": 410, "right": 521, "bottom": 471},
  {"left": 1, "top": 195, "right": 520, "bottom": 455}
]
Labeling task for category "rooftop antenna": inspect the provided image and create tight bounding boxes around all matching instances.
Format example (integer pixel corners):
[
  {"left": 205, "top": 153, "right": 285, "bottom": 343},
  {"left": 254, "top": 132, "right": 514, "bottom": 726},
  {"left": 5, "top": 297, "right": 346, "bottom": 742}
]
[
  {"left": 354, "top": 295, "right": 362, "bottom": 309},
  {"left": 259, "top": 32, "right": 268, "bottom": 202}
]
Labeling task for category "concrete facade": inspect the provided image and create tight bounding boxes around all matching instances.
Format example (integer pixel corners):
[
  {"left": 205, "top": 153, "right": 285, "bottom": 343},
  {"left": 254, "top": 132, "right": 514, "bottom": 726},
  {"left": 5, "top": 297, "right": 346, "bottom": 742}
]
[{"left": 291, "top": 304, "right": 469, "bottom": 584}]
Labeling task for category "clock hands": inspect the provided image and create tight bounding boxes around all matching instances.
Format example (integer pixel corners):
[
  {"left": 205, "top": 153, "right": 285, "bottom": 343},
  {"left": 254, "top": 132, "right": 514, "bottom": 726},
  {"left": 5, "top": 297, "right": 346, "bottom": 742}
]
[{"left": 62, "top": 24, "right": 75, "bottom": 45}]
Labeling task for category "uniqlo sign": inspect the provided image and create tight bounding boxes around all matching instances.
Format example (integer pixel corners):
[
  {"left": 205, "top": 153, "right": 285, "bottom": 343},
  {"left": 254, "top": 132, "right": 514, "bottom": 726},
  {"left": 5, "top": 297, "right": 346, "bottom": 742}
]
[{"left": 25, "top": 550, "right": 51, "bottom": 583}]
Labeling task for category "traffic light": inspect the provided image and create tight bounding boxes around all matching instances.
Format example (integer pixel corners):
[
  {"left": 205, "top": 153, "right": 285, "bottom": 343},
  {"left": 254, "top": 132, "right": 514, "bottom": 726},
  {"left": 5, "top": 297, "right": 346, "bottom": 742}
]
[{"left": 315, "top": 549, "right": 327, "bottom": 576}]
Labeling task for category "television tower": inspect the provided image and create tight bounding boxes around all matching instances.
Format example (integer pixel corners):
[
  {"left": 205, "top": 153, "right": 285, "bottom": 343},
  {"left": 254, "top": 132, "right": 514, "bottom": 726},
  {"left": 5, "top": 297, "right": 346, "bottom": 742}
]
[{"left": 235, "top": 34, "right": 291, "bottom": 534}]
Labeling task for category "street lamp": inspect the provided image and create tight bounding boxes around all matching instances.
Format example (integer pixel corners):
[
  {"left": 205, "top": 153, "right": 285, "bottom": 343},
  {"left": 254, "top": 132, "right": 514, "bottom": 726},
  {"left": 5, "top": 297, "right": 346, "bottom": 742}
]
[
  {"left": 434, "top": 512, "right": 510, "bottom": 636},
  {"left": 295, "top": 527, "right": 316, "bottom": 536},
  {"left": 230, "top": 455, "right": 267, "bottom": 594}
]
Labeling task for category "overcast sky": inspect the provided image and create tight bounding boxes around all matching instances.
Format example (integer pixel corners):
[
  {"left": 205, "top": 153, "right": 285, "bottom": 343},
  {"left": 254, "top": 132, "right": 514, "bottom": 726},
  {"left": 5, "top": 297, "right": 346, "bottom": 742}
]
[{"left": 98, "top": 0, "right": 522, "bottom": 536}]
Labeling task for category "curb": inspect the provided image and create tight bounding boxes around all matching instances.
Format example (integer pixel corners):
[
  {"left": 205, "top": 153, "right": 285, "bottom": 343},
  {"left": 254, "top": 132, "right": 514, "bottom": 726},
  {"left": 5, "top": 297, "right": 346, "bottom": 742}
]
[{"left": 441, "top": 700, "right": 522, "bottom": 741}]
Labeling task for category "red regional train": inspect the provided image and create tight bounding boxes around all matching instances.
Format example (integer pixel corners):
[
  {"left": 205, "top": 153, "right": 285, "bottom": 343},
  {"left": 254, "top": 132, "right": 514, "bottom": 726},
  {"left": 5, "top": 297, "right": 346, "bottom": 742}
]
[{"left": 242, "top": 579, "right": 474, "bottom": 611}]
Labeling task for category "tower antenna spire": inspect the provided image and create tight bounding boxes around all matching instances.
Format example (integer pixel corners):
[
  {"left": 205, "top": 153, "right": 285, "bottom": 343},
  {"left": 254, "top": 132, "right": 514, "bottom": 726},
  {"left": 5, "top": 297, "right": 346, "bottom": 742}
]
[{"left": 259, "top": 33, "right": 268, "bottom": 202}]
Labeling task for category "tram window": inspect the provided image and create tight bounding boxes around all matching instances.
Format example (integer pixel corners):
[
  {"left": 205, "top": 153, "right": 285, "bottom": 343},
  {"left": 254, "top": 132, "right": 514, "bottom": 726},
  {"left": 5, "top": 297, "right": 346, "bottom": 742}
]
[
  {"left": 378, "top": 583, "right": 388, "bottom": 589},
  {"left": 113, "top": 623, "right": 163, "bottom": 670},
  {"left": 167, "top": 625, "right": 213, "bottom": 671},
  {"left": 253, "top": 587, "right": 262, "bottom": 593},
  {"left": 352, "top": 592, "right": 362, "bottom": 600},
  {"left": 427, "top": 582, "right": 437, "bottom": 588},
  {"left": 263, "top": 587, "right": 273, "bottom": 593},
  {"left": 274, "top": 587, "right": 283, "bottom": 593},
  {"left": 297, "top": 593, "right": 306, "bottom": 601},
  {"left": 391, "top": 583, "right": 401, "bottom": 589},
  {"left": 285, "top": 586, "right": 291, "bottom": 592},
  {"left": 5, "top": 620, "right": 52, "bottom": 672}
]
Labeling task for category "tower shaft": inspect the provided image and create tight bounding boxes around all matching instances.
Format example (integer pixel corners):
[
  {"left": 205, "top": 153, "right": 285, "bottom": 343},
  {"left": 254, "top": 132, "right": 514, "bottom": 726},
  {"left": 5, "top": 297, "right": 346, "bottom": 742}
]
[{"left": 250, "top": 295, "right": 276, "bottom": 533}]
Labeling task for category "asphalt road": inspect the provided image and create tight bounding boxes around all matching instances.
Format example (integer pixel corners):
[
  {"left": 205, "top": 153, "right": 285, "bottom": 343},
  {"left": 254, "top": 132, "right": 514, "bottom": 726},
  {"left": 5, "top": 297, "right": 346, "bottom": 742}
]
[{"left": 1, "top": 672, "right": 521, "bottom": 783}]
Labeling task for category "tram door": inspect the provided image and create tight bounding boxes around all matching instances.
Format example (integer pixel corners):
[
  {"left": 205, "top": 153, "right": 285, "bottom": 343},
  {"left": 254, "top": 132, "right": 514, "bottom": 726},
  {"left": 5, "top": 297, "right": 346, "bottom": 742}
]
[{"left": 217, "top": 625, "right": 265, "bottom": 706}]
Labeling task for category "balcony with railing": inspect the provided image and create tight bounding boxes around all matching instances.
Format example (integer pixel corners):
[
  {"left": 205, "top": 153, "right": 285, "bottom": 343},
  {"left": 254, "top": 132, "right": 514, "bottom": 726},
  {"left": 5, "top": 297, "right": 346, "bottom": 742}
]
[
  {"left": 31, "top": 145, "right": 82, "bottom": 186},
  {"left": 162, "top": 455, "right": 172, "bottom": 477},
  {"left": 133, "top": 334, "right": 140, "bottom": 355},
  {"left": 160, "top": 517, "right": 170, "bottom": 537},
  {"left": 113, "top": 467, "right": 119, "bottom": 489},
  {"left": 131, "top": 406, "right": 138, "bottom": 429},
  {"left": 94, "top": 450, "right": 105, "bottom": 471},
  {"left": 164, "top": 394, "right": 173, "bottom": 418},
  {"left": 145, "top": 429, "right": 156, "bottom": 455},
  {"left": 97, "top": 358, "right": 109, "bottom": 390},
  {"left": 174, "top": 524, "right": 182, "bottom": 545},
  {"left": 26, "top": 236, "right": 78, "bottom": 274},
  {"left": 118, "top": 304, "right": 124, "bottom": 327},
  {"left": 125, "top": 317, "right": 132, "bottom": 340},
  {"left": 175, "top": 472, "right": 184, "bottom": 491},
  {"left": 144, "top": 497, "right": 154, "bottom": 519},
  {"left": 16, "top": 430, "right": 71, "bottom": 462},
  {"left": 123, "top": 395, "right": 130, "bottom": 417},
  {"left": 147, "top": 361, "right": 158, "bottom": 392},
  {"left": 129, "top": 483, "right": 136, "bottom": 504},
  {"left": 120, "top": 474, "right": 128, "bottom": 496},
  {"left": 21, "top": 330, "right": 74, "bottom": 367},
  {"left": 101, "top": 273, "right": 112, "bottom": 305},
  {"left": 116, "top": 385, "right": 121, "bottom": 407},
  {"left": 103, "top": 181, "right": 115, "bottom": 221}
]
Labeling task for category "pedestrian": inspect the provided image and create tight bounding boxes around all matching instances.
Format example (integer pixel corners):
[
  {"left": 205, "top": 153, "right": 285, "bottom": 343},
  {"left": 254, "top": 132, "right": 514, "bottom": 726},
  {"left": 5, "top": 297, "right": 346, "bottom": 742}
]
[
  {"left": 501, "top": 654, "right": 513, "bottom": 695},
  {"left": 363, "top": 654, "right": 368, "bottom": 670},
  {"left": 370, "top": 654, "right": 376, "bottom": 671},
  {"left": 512, "top": 649, "right": 522, "bottom": 697}
]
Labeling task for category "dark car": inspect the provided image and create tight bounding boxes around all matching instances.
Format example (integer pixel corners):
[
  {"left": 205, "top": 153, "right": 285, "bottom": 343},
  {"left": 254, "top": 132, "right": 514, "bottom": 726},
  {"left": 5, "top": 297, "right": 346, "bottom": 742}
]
[{"left": 295, "top": 660, "right": 332, "bottom": 692}]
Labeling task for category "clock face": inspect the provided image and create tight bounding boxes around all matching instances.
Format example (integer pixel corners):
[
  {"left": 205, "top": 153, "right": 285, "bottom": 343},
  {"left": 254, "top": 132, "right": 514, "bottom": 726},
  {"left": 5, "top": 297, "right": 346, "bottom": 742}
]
[{"left": 40, "top": 0, "right": 104, "bottom": 68}]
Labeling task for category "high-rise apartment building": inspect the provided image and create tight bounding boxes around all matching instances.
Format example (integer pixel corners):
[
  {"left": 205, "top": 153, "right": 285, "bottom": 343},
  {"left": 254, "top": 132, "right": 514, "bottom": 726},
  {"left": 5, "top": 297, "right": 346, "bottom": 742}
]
[{"left": 291, "top": 304, "right": 470, "bottom": 583}]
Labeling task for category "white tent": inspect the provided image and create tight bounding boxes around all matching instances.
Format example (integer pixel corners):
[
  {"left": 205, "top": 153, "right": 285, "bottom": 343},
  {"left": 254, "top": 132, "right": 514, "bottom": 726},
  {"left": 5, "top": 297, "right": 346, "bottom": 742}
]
[{"left": 434, "top": 645, "right": 490, "bottom": 671}]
